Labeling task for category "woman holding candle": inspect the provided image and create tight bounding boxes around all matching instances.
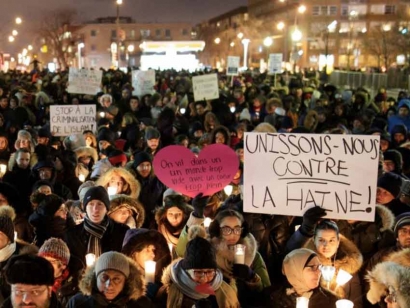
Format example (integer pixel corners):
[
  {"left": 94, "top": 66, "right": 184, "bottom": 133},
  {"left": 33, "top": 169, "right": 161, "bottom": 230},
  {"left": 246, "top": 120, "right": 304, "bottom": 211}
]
[
  {"left": 68, "top": 251, "right": 153, "bottom": 307},
  {"left": 159, "top": 233, "right": 239, "bottom": 308},
  {"left": 287, "top": 217, "right": 364, "bottom": 308},
  {"left": 96, "top": 167, "right": 140, "bottom": 199},
  {"left": 270, "top": 248, "right": 339, "bottom": 307},
  {"left": 122, "top": 228, "right": 171, "bottom": 301},
  {"left": 108, "top": 194, "right": 145, "bottom": 228}
]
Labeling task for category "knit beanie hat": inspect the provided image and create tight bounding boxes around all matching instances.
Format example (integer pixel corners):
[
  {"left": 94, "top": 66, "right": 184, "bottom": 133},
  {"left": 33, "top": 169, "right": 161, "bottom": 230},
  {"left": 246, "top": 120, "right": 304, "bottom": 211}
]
[
  {"left": 0, "top": 206, "right": 16, "bottom": 243},
  {"left": 394, "top": 212, "right": 410, "bottom": 237},
  {"left": 133, "top": 151, "right": 152, "bottom": 169},
  {"left": 5, "top": 254, "right": 55, "bottom": 286},
  {"left": 377, "top": 172, "right": 402, "bottom": 198},
  {"left": 63, "top": 134, "right": 86, "bottom": 151},
  {"left": 38, "top": 238, "right": 70, "bottom": 265},
  {"left": 384, "top": 150, "right": 403, "bottom": 170},
  {"left": 37, "top": 194, "right": 65, "bottom": 217},
  {"left": 95, "top": 251, "right": 130, "bottom": 278},
  {"left": 145, "top": 127, "right": 160, "bottom": 140},
  {"left": 83, "top": 186, "right": 110, "bottom": 210},
  {"left": 78, "top": 181, "right": 96, "bottom": 203},
  {"left": 181, "top": 236, "right": 217, "bottom": 270},
  {"left": 239, "top": 108, "right": 251, "bottom": 122},
  {"left": 97, "top": 127, "right": 116, "bottom": 145},
  {"left": 106, "top": 105, "right": 119, "bottom": 117},
  {"left": 108, "top": 150, "right": 127, "bottom": 166}
]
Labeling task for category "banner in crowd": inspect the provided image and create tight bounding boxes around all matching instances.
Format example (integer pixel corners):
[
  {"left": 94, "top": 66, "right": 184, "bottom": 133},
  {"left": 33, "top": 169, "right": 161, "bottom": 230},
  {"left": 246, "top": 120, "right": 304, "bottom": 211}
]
[
  {"left": 67, "top": 68, "right": 102, "bottom": 95},
  {"left": 132, "top": 70, "right": 155, "bottom": 96},
  {"left": 268, "top": 53, "right": 283, "bottom": 74},
  {"left": 192, "top": 73, "right": 219, "bottom": 102},
  {"left": 227, "top": 56, "right": 240, "bottom": 76},
  {"left": 244, "top": 133, "right": 380, "bottom": 221},
  {"left": 153, "top": 144, "right": 239, "bottom": 198},
  {"left": 50, "top": 105, "right": 96, "bottom": 136}
]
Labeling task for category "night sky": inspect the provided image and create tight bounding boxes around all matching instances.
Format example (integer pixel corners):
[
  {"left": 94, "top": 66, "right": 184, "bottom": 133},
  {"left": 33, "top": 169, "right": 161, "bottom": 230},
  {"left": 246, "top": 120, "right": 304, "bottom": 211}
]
[{"left": 2, "top": 0, "right": 247, "bottom": 54}]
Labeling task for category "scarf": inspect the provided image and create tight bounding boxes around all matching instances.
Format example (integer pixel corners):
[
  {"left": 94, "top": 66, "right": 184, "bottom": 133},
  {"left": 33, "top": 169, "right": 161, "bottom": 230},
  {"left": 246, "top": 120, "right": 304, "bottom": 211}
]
[
  {"left": 0, "top": 242, "right": 16, "bottom": 262},
  {"left": 52, "top": 268, "right": 70, "bottom": 293},
  {"left": 170, "top": 260, "right": 223, "bottom": 300},
  {"left": 84, "top": 216, "right": 109, "bottom": 257}
]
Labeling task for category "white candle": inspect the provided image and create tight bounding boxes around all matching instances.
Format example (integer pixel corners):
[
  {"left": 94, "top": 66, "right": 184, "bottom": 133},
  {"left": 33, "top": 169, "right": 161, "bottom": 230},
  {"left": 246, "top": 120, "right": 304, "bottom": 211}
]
[
  {"left": 99, "top": 111, "right": 105, "bottom": 118},
  {"left": 203, "top": 217, "right": 212, "bottom": 228},
  {"left": 168, "top": 243, "right": 173, "bottom": 255},
  {"left": 85, "top": 253, "right": 96, "bottom": 267},
  {"left": 107, "top": 186, "right": 117, "bottom": 196},
  {"left": 0, "top": 164, "right": 6, "bottom": 174},
  {"left": 224, "top": 185, "right": 233, "bottom": 196},
  {"left": 234, "top": 244, "right": 246, "bottom": 264},
  {"left": 145, "top": 260, "right": 156, "bottom": 283},
  {"left": 14, "top": 231, "right": 17, "bottom": 241},
  {"left": 336, "top": 269, "right": 353, "bottom": 287},
  {"left": 296, "top": 297, "right": 309, "bottom": 308},
  {"left": 78, "top": 174, "right": 85, "bottom": 182},
  {"left": 336, "top": 299, "right": 354, "bottom": 308}
]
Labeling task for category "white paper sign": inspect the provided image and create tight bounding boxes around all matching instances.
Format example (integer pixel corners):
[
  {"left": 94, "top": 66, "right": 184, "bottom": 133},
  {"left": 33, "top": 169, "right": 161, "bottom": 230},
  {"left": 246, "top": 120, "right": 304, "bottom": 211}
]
[
  {"left": 192, "top": 73, "right": 219, "bottom": 102},
  {"left": 50, "top": 105, "right": 96, "bottom": 137},
  {"left": 268, "top": 53, "right": 283, "bottom": 74},
  {"left": 67, "top": 68, "right": 102, "bottom": 95},
  {"left": 244, "top": 133, "right": 380, "bottom": 222},
  {"left": 132, "top": 70, "right": 155, "bottom": 96},
  {"left": 227, "top": 56, "right": 240, "bottom": 76}
]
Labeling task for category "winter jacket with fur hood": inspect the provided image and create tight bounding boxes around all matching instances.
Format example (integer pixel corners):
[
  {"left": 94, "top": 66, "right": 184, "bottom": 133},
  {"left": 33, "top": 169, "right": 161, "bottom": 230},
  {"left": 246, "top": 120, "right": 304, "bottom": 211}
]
[
  {"left": 109, "top": 194, "right": 145, "bottom": 228},
  {"left": 96, "top": 167, "right": 141, "bottom": 199},
  {"left": 67, "top": 255, "right": 153, "bottom": 308},
  {"left": 367, "top": 248, "right": 410, "bottom": 308}
]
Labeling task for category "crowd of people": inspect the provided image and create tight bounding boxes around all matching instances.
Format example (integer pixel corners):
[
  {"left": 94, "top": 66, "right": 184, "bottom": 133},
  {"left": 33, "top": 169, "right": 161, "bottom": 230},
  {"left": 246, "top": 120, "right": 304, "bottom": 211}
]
[{"left": 0, "top": 66, "right": 408, "bottom": 307}]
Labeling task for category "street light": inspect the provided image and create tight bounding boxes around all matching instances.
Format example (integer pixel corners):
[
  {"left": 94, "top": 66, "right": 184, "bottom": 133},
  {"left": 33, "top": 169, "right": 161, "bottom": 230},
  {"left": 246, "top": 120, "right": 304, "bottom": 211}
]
[
  {"left": 12, "top": 30, "right": 18, "bottom": 36},
  {"left": 237, "top": 32, "right": 244, "bottom": 39},
  {"left": 78, "top": 42, "right": 85, "bottom": 68},
  {"left": 127, "top": 44, "right": 134, "bottom": 52},
  {"left": 8, "top": 36, "right": 14, "bottom": 43},
  {"left": 298, "top": 5, "right": 307, "bottom": 14},
  {"left": 241, "top": 38, "right": 250, "bottom": 69},
  {"left": 214, "top": 37, "right": 221, "bottom": 44},
  {"left": 28, "top": 45, "right": 33, "bottom": 51},
  {"left": 15, "top": 17, "right": 22, "bottom": 24},
  {"left": 277, "top": 22, "right": 285, "bottom": 31},
  {"left": 291, "top": 28, "right": 302, "bottom": 42},
  {"left": 263, "top": 37, "right": 273, "bottom": 47},
  {"left": 230, "top": 42, "right": 235, "bottom": 47},
  {"left": 22, "top": 48, "right": 28, "bottom": 56}
]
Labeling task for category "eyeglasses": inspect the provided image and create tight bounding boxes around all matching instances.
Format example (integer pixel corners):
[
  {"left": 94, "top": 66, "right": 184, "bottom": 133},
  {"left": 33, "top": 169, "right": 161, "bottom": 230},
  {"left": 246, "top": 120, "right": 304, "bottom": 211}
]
[
  {"left": 220, "top": 226, "right": 243, "bottom": 235},
  {"left": 187, "top": 269, "right": 216, "bottom": 279},
  {"left": 398, "top": 228, "right": 410, "bottom": 236},
  {"left": 304, "top": 264, "right": 323, "bottom": 272},
  {"left": 12, "top": 288, "right": 48, "bottom": 297}
]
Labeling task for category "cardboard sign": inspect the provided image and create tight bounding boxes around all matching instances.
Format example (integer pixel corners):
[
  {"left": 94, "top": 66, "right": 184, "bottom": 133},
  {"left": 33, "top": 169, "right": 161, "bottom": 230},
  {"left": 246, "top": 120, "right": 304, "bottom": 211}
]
[
  {"left": 227, "top": 56, "right": 240, "bottom": 76},
  {"left": 50, "top": 105, "right": 96, "bottom": 136},
  {"left": 244, "top": 133, "right": 380, "bottom": 222},
  {"left": 268, "top": 53, "right": 283, "bottom": 74},
  {"left": 192, "top": 73, "right": 219, "bottom": 102},
  {"left": 154, "top": 144, "right": 239, "bottom": 198},
  {"left": 67, "top": 68, "right": 102, "bottom": 95},
  {"left": 132, "top": 70, "right": 155, "bottom": 96}
]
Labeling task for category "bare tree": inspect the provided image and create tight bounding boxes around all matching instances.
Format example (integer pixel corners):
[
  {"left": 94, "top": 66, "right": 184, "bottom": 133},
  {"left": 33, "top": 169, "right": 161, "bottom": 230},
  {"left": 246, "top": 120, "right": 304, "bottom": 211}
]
[
  {"left": 37, "top": 9, "right": 77, "bottom": 70},
  {"left": 362, "top": 26, "right": 396, "bottom": 70}
]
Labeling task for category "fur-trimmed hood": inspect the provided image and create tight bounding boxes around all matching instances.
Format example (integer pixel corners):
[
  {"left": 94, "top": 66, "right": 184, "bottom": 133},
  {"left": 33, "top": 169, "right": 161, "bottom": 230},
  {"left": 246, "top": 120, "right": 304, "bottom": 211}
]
[
  {"left": 161, "top": 258, "right": 180, "bottom": 290},
  {"left": 155, "top": 195, "right": 193, "bottom": 226},
  {"left": 388, "top": 248, "right": 410, "bottom": 266},
  {"left": 96, "top": 167, "right": 141, "bottom": 199},
  {"left": 367, "top": 260, "right": 410, "bottom": 307},
  {"left": 109, "top": 194, "right": 145, "bottom": 228},
  {"left": 375, "top": 204, "right": 395, "bottom": 232},
  {"left": 74, "top": 146, "right": 98, "bottom": 164},
  {"left": 79, "top": 255, "right": 145, "bottom": 301}
]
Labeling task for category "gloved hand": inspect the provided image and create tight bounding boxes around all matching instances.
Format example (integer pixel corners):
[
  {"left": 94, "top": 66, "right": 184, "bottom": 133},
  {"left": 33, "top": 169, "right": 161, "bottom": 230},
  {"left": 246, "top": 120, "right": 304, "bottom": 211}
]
[
  {"left": 233, "top": 263, "right": 255, "bottom": 281},
  {"left": 192, "top": 193, "right": 209, "bottom": 218},
  {"left": 300, "top": 206, "right": 327, "bottom": 237}
]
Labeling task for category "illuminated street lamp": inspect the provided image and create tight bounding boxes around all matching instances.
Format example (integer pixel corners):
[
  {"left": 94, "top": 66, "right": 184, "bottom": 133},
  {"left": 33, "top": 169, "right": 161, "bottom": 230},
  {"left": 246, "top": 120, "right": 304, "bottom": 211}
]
[
  {"left": 237, "top": 32, "right": 244, "bottom": 39},
  {"left": 292, "top": 28, "right": 302, "bottom": 42},
  {"left": 78, "top": 42, "right": 85, "bottom": 68},
  {"left": 277, "top": 22, "right": 285, "bottom": 31},
  {"left": 214, "top": 37, "right": 221, "bottom": 44},
  {"left": 298, "top": 5, "right": 307, "bottom": 14},
  {"left": 127, "top": 44, "right": 135, "bottom": 52},
  {"left": 22, "top": 48, "right": 28, "bottom": 56},
  {"left": 263, "top": 37, "right": 273, "bottom": 47},
  {"left": 382, "top": 24, "right": 391, "bottom": 32},
  {"left": 15, "top": 17, "right": 22, "bottom": 24},
  {"left": 12, "top": 30, "right": 18, "bottom": 36},
  {"left": 230, "top": 42, "right": 235, "bottom": 47},
  {"left": 8, "top": 36, "right": 14, "bottom": 43},
  {"left": 28, "top": 45, "right": 33, "bottom": 51}
]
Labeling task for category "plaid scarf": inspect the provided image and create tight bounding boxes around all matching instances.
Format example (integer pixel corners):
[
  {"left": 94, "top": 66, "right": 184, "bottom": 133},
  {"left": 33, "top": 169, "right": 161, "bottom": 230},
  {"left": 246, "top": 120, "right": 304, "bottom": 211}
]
[{"left": 84, "top": 215, "right": 109, "bottom": 257}]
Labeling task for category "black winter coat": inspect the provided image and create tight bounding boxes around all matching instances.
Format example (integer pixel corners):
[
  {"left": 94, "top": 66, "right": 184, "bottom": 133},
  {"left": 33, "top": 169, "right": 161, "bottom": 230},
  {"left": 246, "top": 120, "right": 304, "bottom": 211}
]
[
  {"left": 68, "top": 293, "right": 154, "bottom": 308},
  {"left": 269, "top": 286, "right": 339, "bottom": 308},
  {"left": 65, "top": 218, "right": 129, "bottom": 272}
]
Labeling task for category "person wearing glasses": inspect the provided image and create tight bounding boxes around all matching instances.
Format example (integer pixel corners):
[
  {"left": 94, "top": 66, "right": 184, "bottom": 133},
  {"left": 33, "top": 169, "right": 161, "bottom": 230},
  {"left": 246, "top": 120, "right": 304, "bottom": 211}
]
[
  {"left": 3, "top": 254, "right": 61, "bottom": 308},
  {"left": 287, "top": 218, "right": 364, "bottom": 308},
  {"left": 270, "top": 248, "right": 338, "bottom": 307},
  {"left": 68, "top": 251, "right": 153, "bottom": 307},
  {"left": 367, "top": 247, "right": 410, "bottom": 308},
  {"left": 159, "top": 233, "right": 239, "bottom": 307}
]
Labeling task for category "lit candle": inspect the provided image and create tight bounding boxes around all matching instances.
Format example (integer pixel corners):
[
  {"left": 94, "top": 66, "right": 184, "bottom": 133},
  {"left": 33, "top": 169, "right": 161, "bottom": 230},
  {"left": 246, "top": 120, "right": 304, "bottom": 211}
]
[
  {"left": 78, "top": 174, "right": 85, "bottom": 182},
  {"left": 203, "top": 217, "right": 212, "bottom": 228},
  {"left": 168, "top": 243, "right": 173, "bottom": 255},
  {"left": 336, "top": 269, "right": 353, "bottom": 287},
  {"left": 14, "top": 231, "right": 17, "bottom": 241},
  {"left": 234, "top": 244, "right": 246, "bottom": 264},
  {"left": 107, "top": 186, "right": 117, "bottom": 196},
  {"left": 145, "top": 260, "right": 156, "bottom": 283},
  {"left": 180, "top": 107, "right": 186, "bottom": 114},
  {"left": 99, "top": 111, "right": 105, "bottom": 118},
  {"left": 296, "top": 297, "right": 309, "bottom": 308},
  {"left": 0, "top": 164, "right": 6, "bottom": 174},
  {"left": 224, "top": 185, "right": 233, "bottom": 196},
  {"left": 85, "top": 253, "right": 96, "bottom": 267},
  {"left": 336, "top": 299, "right": 354, "bottom": 308},
  {"left": 320, "top": 265, "right": 336, "bottom": 288}
]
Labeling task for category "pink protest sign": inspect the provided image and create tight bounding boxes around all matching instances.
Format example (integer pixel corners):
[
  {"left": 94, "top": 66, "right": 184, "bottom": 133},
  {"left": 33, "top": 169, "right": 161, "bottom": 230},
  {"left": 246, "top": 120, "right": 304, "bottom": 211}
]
[{"left": 153, "top": 144, "right": 239, "bottom": 198}]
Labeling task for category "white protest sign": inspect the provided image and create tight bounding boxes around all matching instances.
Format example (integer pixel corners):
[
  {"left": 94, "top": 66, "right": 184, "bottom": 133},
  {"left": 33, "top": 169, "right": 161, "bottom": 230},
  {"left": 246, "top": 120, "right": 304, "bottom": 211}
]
[
  {"left": 268, "top": 53, "right": 283, "bottom": 74},
  {"left": 50, "top": 105, "right": 96, "bottom": 137},
  {"left": 192, "top": 73, "right": 219, "bottom": 102},
  {"left": 67, "top": 68, "right": 102, "bottom": 95},
  {"left": 227, "top": 56, "right": 240, "bottom": 76},
  {"left": 132, "top": 70, "right": 155, "bottom": 96},
  {"left": 244, "top": 133, "right": 380, "bottom": 222}
]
